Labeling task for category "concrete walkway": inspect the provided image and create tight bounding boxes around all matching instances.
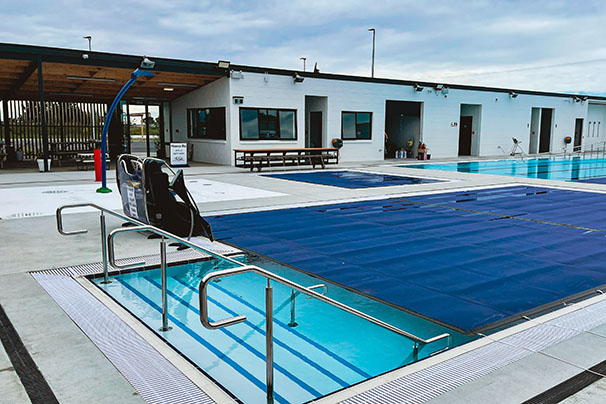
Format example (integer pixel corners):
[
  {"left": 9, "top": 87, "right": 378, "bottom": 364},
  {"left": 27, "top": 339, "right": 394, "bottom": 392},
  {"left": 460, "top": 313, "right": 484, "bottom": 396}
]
[{"left": 1, "top": 158, "right": 606, "bottom": 403}]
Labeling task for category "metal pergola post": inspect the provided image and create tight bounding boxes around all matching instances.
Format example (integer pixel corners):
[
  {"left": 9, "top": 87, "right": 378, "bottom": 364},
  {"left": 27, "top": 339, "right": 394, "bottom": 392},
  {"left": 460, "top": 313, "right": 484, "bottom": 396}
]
[
  {"left": 2, "top": 99, "right": 10, "bottom": 147},
  {"left": 145, "top": 103, "right": 150, "bottom": 157},
  {"left": 37, "top": 56, "right": 49, "bottom": 171}
]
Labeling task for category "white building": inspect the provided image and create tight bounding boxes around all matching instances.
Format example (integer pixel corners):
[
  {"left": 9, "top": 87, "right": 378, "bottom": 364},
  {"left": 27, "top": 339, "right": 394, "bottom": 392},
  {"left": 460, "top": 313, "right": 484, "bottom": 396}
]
[{"left": 166, "top": 66, "right": 606, "bottom": 165}]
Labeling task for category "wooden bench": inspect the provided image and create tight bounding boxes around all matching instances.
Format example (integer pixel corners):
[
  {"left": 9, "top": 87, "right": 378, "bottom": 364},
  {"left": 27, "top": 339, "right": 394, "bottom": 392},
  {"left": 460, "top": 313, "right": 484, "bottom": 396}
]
[
  {"left": 234, "top": 148, "right": 339, "bottom": 172},
  {"left": 76, "top": 152, "right": 111, "bottom": 171}
]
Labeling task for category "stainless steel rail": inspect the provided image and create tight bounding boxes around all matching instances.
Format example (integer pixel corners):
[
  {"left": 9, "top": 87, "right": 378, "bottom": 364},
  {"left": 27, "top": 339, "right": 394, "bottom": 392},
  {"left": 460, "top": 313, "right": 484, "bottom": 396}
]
[
  {"left": 57, "top": 203, "right": 452, "bottom": 403},
  {"left": 56, "top": 203, "right": 147, "bottom": 283},
  {"left": 199, "top": 265, "right": 452, "bottom": 402}
]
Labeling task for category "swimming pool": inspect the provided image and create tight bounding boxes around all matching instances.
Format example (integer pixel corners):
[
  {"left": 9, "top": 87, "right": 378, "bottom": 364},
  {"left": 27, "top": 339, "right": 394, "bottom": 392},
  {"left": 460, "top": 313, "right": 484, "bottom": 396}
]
[
  {"left": 209, "top": 186, "right": 606, "bottom": 333},
  {"left": 405, "top": 157, "right": 606, "bottom": 181},
  {"left": 263, "top": 170, "right": 441, "bottom": 188},
  {"left": 93, "top": 254, "right": 467, "bottom": 404}
]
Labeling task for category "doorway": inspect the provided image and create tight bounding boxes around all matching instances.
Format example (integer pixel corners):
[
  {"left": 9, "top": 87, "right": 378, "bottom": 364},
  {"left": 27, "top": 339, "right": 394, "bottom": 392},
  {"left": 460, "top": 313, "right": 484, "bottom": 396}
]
[
  {"left": 385, "top": 101, "right": 422, "bottom": 158},
  {"left": 459, "top": 104, "right": 482, "bottom": 156},
  {"left": 309, "top": 112, "right": 322, "bottom": 148},
  {"left": 459, "top": 116, "right": 472, "bottom": 156},
  {"left": 574, "top": 118, "right": 583, "bottom": 148},
  {"left": 539, "top": 108, "right": 553, "bottom": 153},
  {"left": 529, "top": 108, "right": 540, "bottom": 154},
  {"left": 305, "top": 96, "right": 327, "bottom": 148}
]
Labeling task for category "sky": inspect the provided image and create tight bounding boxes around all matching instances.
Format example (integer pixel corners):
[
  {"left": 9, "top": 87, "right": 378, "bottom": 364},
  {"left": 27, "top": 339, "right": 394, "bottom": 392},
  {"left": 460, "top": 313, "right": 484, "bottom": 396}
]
[{"left": 2, "top": 0, "right": 606, "bottom": 94}]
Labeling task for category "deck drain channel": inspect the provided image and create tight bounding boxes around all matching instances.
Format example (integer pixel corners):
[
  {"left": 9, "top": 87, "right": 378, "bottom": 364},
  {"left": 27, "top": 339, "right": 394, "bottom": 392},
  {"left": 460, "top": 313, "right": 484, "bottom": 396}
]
[{"left": 0, "top": 303, "right": 59, "bottom": 404}]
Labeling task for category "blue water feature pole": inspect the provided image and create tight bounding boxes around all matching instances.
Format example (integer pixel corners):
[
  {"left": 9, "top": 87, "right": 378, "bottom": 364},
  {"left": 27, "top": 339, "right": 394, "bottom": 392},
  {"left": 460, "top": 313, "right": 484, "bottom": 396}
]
[{"left": 96, "top": 68, "right": 155, "bottom": 193}]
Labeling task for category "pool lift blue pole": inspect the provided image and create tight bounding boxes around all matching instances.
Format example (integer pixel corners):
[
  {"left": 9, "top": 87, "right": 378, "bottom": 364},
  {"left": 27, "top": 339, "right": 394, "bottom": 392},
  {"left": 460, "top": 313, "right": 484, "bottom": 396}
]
[{"left": 96, "top": 68, "right": 155, "bottom": 193}]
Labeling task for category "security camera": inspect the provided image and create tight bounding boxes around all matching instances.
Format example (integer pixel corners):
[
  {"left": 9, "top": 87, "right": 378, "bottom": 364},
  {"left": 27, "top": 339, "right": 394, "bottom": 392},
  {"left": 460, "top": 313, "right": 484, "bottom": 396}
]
[
  {"left": 435, "top": 84, "right": 444, "bottom": 91},
  {"left": 509, "top": 91, "right": 518, "bottom": 99},
  {"left": 141, "top": 56, "right": 155, "bottom": 69},
  {"left": 82, "top": 54, "right": 89, "bottom": 59},
  {"left": 414, "top": 84, "right": 424, "bottom": 92},
  {"left": 293, "top": 73, "right": 304, "bottom": 83}
]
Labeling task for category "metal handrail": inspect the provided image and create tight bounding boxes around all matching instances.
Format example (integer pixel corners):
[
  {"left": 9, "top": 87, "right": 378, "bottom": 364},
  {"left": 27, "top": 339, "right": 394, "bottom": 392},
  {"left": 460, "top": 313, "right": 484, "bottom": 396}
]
[
  {"left": 199, "top": 265, "right": 452, "bottom": 402},
  {"left": 56, "top": 203, "right": 148, "bottom": 283},
  {"left": 199, "top": 265, "right": 451, "bottom": 345},
  {"left": 58, "top": 203, "right": 452, "bottom": 403}
]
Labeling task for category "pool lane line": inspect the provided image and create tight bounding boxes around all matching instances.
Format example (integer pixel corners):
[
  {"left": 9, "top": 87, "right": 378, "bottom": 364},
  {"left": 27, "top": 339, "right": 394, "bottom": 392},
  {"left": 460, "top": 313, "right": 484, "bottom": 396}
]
[
  {"left": 138, "top": 277, "right": 324, "bottom": 397},
  {"left": 148, "top": 276, "right": 352, "bottom": 388},
  {"left": 392, "top": 197, "right": 606, "bottom": 233},
  {"left": 171, "top": 275, "right": 373, "bottom": 379},
  {"left": 0, "top": 303, "right": 59, "bottom": 404},
  {"left": 114, "top": 278, "right": 291, "bottom": 404}
]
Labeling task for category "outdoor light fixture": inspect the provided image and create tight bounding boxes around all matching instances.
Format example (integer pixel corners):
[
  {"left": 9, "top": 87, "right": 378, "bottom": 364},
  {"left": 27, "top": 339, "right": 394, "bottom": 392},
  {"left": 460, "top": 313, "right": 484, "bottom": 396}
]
[
  {"left": 441, "top": 86, "right": 449, "bottom": 95},
  {"left": 509, "top": 91, "right": 518, "bottom": 99},
  {"left": 66, "top": 76, "right": 116, "bottom": 82},
  {"left": 435, "top": 84, "right": 444, "bottom": 91},
  {"left": 83, "top": 35, "right": 92, "bottom": 51},
  {"left": 218, "top": 60, "right": 230, "bottom": 69},
  {"left": 414, "top": 84, "right": 424, "bottom": 92},
  {"left": 293, "top": 73, "right": 304, "bottom": 83},
  {"left": 140, "top": 56, "right": 155, "bottom": 69},
  {"left": 163, "top": 87, "right": 174, "bottom": 92},
  {"left": 156, "top": 82, "right": 199, "bottom": 87},
  {"left": 231, "top": 70, "right": 244, "bottom": 79}
]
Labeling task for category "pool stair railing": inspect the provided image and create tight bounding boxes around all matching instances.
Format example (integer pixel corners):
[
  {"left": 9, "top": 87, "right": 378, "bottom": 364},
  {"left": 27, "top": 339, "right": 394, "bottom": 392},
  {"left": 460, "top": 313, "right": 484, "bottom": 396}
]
[{"left": 56, "top": 202, "right": 452, "bottom": 403}]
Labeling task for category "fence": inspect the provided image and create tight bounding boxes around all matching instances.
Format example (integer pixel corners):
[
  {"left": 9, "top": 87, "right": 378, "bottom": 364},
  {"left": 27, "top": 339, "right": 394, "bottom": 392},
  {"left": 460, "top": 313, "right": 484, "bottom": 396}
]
[{"left": 1, "top": 100, "right": 107, "bottom": 160}]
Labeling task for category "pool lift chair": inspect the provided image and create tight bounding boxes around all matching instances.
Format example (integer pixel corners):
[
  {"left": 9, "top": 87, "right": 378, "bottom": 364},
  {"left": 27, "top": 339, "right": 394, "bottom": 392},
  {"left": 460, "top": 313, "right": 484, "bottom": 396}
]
[
  {"left": 509, "top": 137, "right": 526, "bottom": 159},
  {"left": 116, "top": 155, "right": 214, "bottom": 243}
]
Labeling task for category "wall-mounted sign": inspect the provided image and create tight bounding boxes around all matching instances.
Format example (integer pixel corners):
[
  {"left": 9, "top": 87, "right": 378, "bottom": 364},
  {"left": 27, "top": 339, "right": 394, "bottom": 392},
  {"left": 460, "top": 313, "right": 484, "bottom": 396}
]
[{"left": 170, "top": 143, "right": 188, "bottom": 167}]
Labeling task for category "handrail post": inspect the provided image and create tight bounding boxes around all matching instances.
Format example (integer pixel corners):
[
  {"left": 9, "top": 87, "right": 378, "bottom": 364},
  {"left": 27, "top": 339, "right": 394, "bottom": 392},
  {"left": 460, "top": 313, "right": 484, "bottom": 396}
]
[
  {"left": 266, "top": 279, "right": 274, "bottom": 403},
  {"left": 412, "top": 341, "right": 419, "bottom": 361},
  {"left": 100, "top": 212, "right": 111, "bottom": 284},
  {"left": 159, "top": 237, "right": 172, "bottom": 332},
  {"left": 288, "top": 289, "right": 298, "bottom": 327}
]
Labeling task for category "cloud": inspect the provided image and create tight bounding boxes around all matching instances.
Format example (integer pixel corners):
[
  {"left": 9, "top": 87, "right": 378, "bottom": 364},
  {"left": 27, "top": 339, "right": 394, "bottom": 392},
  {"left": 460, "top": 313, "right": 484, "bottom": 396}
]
[{"left": 2, "top": 0, "right": 606, "bottom": 92}]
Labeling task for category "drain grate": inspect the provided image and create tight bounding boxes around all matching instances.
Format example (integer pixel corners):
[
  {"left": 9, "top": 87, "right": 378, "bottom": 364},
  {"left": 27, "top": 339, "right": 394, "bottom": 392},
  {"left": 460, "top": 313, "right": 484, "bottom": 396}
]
[
  {"left": 7, "top": 212, "right": 44, "bottom": 219},
  {"left": 41, "top": 190, "right": 68, "bottom": 194}
]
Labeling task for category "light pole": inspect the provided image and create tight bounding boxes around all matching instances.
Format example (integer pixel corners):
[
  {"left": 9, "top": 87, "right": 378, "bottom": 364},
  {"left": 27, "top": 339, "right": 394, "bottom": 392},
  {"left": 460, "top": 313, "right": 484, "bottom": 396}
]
[
  {"left": 300, "top": 57, "right": 307, "bottom": 72},
  {"left": 83, "top": 35, "right": 92, "bottom": 51},
  {"left": 368, "top": 28, "right": 375, "bottom": 77}
]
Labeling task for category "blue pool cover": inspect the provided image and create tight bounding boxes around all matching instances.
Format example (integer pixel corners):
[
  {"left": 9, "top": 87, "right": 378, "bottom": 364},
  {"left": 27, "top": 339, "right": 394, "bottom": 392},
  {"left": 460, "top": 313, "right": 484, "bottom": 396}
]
[
  {"left": 209, "top": 186, "right": 606, "bottom": 333},
  {"left": 263, "top": 170, "right": 440, "bottom": 188}
]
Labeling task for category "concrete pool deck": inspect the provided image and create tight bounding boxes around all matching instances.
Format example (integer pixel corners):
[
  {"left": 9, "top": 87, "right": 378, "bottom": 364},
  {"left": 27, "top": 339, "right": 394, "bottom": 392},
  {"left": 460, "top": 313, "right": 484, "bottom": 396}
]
[{"left": 2, "top": 157, "right": 606, "bottom": 403}]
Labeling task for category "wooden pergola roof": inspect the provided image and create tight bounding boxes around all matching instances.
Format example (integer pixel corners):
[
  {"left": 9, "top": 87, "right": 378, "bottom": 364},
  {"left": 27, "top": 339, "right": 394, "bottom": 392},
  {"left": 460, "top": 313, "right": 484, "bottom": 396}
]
[{"left": 0, "top": 43, "right": 227, "bottom": 103}]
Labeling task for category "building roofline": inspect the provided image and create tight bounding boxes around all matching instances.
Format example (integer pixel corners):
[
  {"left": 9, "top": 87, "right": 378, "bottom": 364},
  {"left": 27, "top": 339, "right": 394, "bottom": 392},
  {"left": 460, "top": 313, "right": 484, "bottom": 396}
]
[
  {"left": 230, "top": 63, "right": 606, "bottom": 101},
  {"left": 0, "top": 42, "right": 228, "bottom": 77},
  {"left": 1, "top": 42, "right": 605, "bottom": 101}
]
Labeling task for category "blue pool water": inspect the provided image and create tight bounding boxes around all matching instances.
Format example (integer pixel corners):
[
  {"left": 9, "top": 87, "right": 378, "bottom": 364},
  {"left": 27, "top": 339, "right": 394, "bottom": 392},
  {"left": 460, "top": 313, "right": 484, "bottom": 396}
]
[
  {"left": 405, "top": 157, "right": 606, "bottom": 181},
  {"left": 94, "top": 255, "right": 467, "bottom": 404},
  {"left": 263, "top": 170, "right": 441, "bottom": 188},
  {"left": 209, "top": 186, "right": 606, "bottom": 333}
]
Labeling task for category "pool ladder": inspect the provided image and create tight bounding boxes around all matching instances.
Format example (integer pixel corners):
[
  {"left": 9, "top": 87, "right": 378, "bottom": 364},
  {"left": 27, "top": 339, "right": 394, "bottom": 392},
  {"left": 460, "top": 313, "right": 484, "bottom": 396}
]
[{"left": 57, "top": 203, "right": 452, "bottom": 403}]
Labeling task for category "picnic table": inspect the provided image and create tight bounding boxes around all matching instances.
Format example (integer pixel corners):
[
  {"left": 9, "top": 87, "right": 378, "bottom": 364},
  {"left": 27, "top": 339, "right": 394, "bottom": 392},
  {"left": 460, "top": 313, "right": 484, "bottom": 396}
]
[
  {"left": 234, "top": 147, "right": 339, "bottom": 172},
  {"left": 50, "top": 140, "right": 101, "bottom": 166}
]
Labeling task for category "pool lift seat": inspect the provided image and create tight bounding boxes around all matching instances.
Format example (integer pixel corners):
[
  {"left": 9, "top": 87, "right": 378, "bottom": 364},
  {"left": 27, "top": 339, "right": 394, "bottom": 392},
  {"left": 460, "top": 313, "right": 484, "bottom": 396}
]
[
  {"left": 116, "top": 155, "right": 214, "bottom": 241},
  {"left": 510, "top": 137, "right": 525, "bottom": 158}
]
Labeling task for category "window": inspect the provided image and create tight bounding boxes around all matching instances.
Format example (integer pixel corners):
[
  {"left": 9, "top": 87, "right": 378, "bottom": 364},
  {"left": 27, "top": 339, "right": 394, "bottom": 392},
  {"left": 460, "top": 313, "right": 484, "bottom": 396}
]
[
  {"left": 187, "top": 107, "right": 226, "bottom": 140},
  {"left": 240, "top": 108, "right": 297, "bottom": 140},
  {"left": 341, "top": 111, "right": 372, "bottom": 140}
]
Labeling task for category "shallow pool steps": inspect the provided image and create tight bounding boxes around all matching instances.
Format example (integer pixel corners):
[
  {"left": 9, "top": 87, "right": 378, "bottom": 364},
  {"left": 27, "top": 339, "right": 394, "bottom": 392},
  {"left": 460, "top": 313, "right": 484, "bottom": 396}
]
[{"left": 110, "top": 274, "right": 394, "bottom": 404}]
